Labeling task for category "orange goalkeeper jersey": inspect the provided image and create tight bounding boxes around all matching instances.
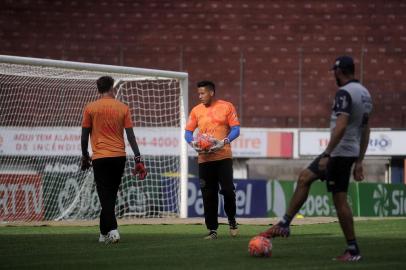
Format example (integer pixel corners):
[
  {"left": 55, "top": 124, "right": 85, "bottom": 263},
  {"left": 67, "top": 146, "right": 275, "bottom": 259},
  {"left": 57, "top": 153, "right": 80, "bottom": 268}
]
[
  {"left": 185, "top": 99, "right": 240, "bottom": 163},
  {"left": 82, "top": 96, "right": 133, "bottom": 160}
]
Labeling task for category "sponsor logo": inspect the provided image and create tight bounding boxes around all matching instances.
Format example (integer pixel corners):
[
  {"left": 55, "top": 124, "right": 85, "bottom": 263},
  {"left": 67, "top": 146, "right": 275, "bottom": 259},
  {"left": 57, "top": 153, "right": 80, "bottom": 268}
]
[
  {"left": 372, "top": 184, "right": 406, "bottom": 216},
  {"left": 369, "top": 135, "right": 392, "bottom": 151},
  {"left": 188, "top": 180, "right": 254, "bottom": 216},
  {"left": 392, "top": 189, "right": 406, "bottom": 215},
  {"left": 372, "top": 184, "right": 406, "bottom": 217},
  {"left": 0, "top": 174, "right": 43, "bottom": 221},
  {"left": 234, "top": 183, "right": 253, "bottom": 216},
  {"left": 299, "top": 195, "right": 333, "bottom": 216},
  {"left": 373, "top": 184, "right": 389, "bottom": 216},
  {"left": 55, "top": 173, "right": 150, "bottom": 219},
  {"left": 45, "top": 162, "right": 79, "bottom": 173},
  {"left": 266, "top": 181, "right": 286, "bottom": 217},
  {"left": 267, "top": 181, "right": 355, "bottom": 217}
]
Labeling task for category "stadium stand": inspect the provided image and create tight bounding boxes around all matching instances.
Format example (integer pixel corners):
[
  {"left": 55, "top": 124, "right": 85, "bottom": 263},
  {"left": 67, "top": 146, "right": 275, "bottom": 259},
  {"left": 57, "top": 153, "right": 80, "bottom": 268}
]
[{"left": 0, "top": 0, "right": 405, "bottom": 128}]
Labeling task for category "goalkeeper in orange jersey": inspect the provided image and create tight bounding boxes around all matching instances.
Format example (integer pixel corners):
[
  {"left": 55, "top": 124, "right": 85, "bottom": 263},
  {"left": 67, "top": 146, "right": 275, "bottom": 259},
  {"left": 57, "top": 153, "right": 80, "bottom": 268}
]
[
  {"left": 185, "top": 80, "right": 241, "bottom": 240},
  {"left": 81, "top": 76, "right": 147, "bottom": 244}
]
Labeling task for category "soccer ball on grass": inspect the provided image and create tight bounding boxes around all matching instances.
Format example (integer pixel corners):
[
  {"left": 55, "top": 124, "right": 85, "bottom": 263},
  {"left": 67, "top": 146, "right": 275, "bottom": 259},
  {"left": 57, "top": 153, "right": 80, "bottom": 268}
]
[{"left": 248, "top": 236, "right": 272, "bottom": 257}]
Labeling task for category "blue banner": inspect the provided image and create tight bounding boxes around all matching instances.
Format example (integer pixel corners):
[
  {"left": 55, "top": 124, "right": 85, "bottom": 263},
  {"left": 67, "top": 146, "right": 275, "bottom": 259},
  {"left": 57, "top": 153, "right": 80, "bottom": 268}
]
[{"left": 187, "top": 178, "right": 268, "bottom": 217}]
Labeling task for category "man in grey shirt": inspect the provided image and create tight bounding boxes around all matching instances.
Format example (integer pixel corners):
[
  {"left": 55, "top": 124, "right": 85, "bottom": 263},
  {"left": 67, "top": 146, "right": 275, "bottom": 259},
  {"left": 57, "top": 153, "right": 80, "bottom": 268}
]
[{"left": 260, "top": 56, "right": 372, "bottom": 262}]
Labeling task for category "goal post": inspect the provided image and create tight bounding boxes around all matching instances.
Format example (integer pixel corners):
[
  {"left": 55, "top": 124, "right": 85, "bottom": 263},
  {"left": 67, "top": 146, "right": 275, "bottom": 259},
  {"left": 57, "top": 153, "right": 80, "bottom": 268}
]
[{"left": 0, "top": 55, "right": 189, "bottom": 221}]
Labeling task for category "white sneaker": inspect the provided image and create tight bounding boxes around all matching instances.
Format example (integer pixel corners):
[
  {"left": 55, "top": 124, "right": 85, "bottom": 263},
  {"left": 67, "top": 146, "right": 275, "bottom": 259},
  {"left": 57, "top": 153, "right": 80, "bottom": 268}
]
[
  {"left": 105, "top": 229, "right": 120, "bottom": 244},
  {"left": 99, "top": 234, "right": 107, "bottom": 243}
]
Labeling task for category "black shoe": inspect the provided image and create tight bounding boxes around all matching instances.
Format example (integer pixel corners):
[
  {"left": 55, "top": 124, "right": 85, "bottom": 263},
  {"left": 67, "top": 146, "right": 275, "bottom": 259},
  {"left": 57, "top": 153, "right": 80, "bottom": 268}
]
[{"left": 204, "top": 230, "right": 218, "bottom": 240}]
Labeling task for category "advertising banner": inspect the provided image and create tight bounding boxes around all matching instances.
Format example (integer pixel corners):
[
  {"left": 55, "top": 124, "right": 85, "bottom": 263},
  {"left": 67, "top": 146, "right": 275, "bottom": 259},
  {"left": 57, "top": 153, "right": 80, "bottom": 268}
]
[
  {"left": 187, "top": 178, "right": 268, "bottom": 217},
  {"left": 299, "top": 130, "right": 406, "bottom": 156},
  {"left": 0, "top": 127, "right": 293, "bottom": 158},
  {"left": 266, "top": 180, "right": 406, "bottom": 217},
  {"left": 0, "top": 127, "right": 179, "bottom": 156},
  {"left": 2, "top": 170, "right": 405, "bottom": 220},
  {"left": 358, "top": 183, "right": 406, "bottom": 217},
  {"left": 0, "top": 174, "right": 44, "bottom": 221},
  {"left": 228, "top": 130, "right": 293, "bottom": 158},
  {"left": 41, "top": 159, "right": 101, "bottom": 220},
  {"left": 41, "top": 173, "right": 173, "bottom": 220},
  {"left": 40, "top": 158, "right": 179, "bottom": 220},
  {"left": 266, "top": 180, "right": 342, "bottom": 217},
  {"left": 0, "top": 127, "right": 82, "bottom": 156}
]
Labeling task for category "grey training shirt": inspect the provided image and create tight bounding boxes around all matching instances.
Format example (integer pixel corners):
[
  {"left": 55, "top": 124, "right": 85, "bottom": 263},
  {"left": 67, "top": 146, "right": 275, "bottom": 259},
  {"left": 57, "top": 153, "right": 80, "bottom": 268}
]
[{"left": 330, "top": 80, "right": 373, "bottom": 157}]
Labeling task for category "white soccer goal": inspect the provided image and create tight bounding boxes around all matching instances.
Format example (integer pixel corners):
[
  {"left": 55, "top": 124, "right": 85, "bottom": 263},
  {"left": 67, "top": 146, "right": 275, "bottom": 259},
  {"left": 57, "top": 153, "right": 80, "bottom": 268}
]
[{"left": 0, "top": 55, "right": 189, "bottom": 222}]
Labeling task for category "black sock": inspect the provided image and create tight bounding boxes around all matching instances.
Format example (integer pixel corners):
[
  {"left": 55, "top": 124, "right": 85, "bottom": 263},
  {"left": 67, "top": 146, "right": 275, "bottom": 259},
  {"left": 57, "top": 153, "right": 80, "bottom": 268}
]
[
  {"left": 346, "top": 239, "right": 360, "bottom": 255},
  {"left": 278, "top": 214, "right": 293, "bottom": 227}
]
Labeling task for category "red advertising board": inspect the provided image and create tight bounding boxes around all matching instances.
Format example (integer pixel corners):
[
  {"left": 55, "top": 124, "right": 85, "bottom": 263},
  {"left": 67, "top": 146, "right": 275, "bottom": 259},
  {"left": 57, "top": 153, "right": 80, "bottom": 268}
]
[
  {"left": 267, "top": 132, "right": 293, "bottom": 158},
  {"left": 0, "top": 174, "right": 44, "bottom": 221}
]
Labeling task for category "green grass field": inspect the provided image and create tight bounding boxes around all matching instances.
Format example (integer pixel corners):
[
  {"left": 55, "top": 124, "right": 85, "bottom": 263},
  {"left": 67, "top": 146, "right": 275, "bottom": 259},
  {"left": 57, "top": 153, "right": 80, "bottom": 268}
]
[{"left": 1, "top": 219, "right": 405, "bottom": 270}]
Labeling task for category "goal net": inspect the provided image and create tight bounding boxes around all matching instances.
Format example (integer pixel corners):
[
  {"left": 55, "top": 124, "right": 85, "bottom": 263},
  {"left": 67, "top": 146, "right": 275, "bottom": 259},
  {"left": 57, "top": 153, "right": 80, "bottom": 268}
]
[{"left": 0, "top": 55, "right": 189, "bottom": 222}]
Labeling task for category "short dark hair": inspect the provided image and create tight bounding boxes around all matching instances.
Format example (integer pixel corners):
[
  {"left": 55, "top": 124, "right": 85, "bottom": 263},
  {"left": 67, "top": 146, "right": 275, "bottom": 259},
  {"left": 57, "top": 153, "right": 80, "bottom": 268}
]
[
  {"left": 197, "top": 80, "right": 215, "bottom": 94},
  {"left": 96, "top": 76, "right": 114, "bottom": 93}
]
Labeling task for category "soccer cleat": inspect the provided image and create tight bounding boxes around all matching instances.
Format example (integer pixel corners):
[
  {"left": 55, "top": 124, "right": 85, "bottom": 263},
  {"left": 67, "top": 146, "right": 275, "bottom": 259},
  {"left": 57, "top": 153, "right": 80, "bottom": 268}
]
[
  {"left": 204, "top": 230, "right": 218, "bottom": 240},
  {"left": 98, "top": 234, "right": 107, "bottom": 243},
  {"left": 105, "top": 229, "right": 120, "bottom": 244},
  {"left": 259, "top": 223, "right": 290, "bottom": 238},
  {"left": 229, "top": 220, "right": 239, "bottom": 237},
  {"left": 334, "top": 250, "right": 362, "bottom": 262}
]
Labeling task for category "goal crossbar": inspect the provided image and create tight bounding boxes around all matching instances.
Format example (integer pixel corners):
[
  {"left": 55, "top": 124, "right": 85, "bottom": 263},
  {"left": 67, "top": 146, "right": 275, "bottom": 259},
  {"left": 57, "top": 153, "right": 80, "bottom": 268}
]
[{"left": 0, "top": 55, "right": 188, "bottom": 80}]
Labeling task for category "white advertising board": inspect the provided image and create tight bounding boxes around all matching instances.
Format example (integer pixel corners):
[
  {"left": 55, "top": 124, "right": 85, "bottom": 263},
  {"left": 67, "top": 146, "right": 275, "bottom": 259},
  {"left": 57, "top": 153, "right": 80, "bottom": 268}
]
[
  {"left": 0, "top": 127, "right": 293, "bottom": 158},
  {"left": 299, "top": 130, "right": 406, "bottom": 156}
]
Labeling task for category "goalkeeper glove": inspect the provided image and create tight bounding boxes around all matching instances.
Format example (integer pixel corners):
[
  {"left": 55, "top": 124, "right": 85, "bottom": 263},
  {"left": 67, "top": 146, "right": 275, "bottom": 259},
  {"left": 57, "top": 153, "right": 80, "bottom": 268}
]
[
  {"left": 190, "top": 141, "right": 203, "bottom": 153},
  {"left": 208, "top": 138, "right": 230, "bottom": 152},
  {"left": 133, "top": 156, "right": 148, "bottom": 180},
  {"left": 81, "top": 155, "right": 92, "bottom": 171}
]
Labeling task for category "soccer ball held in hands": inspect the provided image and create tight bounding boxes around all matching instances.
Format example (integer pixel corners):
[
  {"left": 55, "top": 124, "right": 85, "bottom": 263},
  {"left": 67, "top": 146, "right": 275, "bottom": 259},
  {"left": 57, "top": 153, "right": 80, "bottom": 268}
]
[{"left": 196, "top": 133, "right": 215, "bottom": 151}]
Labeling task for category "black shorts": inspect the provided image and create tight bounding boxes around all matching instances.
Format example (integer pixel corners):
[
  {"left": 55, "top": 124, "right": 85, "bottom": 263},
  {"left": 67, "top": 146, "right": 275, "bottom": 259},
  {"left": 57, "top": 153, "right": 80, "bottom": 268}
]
[{"left": 308, "top": 155, "right": 357, "bottom": 193}]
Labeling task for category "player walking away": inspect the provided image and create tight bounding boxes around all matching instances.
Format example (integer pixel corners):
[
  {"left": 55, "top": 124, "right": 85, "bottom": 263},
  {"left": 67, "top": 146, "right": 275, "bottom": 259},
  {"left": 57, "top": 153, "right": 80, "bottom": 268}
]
[
  {"left": 81, "top": 76, "right": 147, "bottom": 244},
  {"left": 260, "top": 56, "right": 373, "bottom": 261},
  {"left": 185, "top": 80, "right": 241, "bottom": 240}
]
